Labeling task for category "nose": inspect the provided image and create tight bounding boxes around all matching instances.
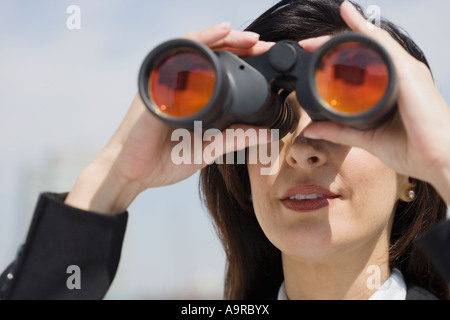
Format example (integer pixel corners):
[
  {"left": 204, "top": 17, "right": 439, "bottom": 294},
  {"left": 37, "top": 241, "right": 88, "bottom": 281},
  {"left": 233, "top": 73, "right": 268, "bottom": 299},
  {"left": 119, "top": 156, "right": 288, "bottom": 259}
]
[
  {"left": 284, "top": 96, "right": 329, "bottom": 169},
  {"left": 285, "top": 134, "right": 328, "bottom": 169}
]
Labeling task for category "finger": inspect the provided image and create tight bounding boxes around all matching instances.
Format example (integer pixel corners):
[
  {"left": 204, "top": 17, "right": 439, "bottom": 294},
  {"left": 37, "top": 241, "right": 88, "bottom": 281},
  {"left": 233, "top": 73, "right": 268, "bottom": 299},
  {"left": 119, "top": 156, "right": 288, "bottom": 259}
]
[
  {"left": 209, "top": 30, "right": 261, "bottom": 50},
  {"left": 184, "top": 22, "right": 232, "bottom": 45},
  {"left": 340, "top": 1, "right": 371, "bottom": 33},
  {"left": 220, "top": 41, "right": 276, "bottom": 57},
  {"left": 302, "top": 121, "right": 375, "bottom": 152},
  {"left": 298, "top": 35, "right": 332, "bottom": 53},
  {"left": 220, "top": 124, "right": 272, "bottom": 152},
  {"left": 201, "top": 124, "right": 272, "bottom": 165},
  {"left": 225, "top": 124, "right": 273, "bottom": 149},
  {"left": 340, "top": 1, "right": 406, "bottom": 58}
]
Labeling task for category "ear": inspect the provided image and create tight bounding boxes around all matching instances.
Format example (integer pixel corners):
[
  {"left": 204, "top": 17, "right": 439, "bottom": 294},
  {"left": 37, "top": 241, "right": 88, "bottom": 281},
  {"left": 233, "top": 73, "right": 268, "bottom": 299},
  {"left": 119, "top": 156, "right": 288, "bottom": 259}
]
[{"left": 398, "top": 177, "right": 417, "bottom": 203}]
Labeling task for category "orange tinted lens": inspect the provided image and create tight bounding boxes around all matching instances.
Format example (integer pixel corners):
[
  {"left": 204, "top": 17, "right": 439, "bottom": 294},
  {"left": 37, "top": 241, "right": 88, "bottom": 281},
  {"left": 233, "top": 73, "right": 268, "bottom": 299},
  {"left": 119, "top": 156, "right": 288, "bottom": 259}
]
[
  {"left": 316, "top": 43, "right": 389, "bottom": 114},
  {"left": 149, "top": 51, "right": 216, "bottom": 118}
]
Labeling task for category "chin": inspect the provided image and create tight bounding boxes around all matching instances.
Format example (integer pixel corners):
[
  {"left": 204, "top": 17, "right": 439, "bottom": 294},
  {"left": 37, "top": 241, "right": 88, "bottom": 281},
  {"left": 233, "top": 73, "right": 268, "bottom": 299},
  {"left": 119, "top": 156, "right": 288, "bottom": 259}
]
[{"left": 273, "top": 221, "right": 359, "bottom": 263}]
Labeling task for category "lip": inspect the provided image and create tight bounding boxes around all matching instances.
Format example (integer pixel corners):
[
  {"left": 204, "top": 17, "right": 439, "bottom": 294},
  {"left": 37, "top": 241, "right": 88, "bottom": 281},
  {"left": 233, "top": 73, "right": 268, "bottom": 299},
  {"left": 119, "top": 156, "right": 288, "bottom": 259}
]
[{"left": 280, "top": 184, "right": 340, "bottom": 212}]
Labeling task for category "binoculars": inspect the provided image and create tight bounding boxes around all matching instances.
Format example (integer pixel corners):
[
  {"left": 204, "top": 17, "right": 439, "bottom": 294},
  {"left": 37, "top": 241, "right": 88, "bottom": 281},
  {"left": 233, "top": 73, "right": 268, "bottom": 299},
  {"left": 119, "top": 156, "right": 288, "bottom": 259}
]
[{"left": 138, "top": 32, "right": 398, "bottom": 138}]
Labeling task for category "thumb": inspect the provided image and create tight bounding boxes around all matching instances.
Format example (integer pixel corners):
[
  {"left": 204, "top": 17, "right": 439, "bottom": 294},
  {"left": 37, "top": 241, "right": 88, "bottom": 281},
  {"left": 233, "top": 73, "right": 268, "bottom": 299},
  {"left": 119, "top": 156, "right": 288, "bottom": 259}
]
[{"left": 303, "top": 121, "right": 375, "bottom": 151}]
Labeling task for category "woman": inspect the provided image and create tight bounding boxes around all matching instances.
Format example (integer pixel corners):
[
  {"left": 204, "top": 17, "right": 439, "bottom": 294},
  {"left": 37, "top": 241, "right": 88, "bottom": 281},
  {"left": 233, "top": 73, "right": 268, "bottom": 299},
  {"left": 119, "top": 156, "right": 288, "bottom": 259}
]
[
  {"left": 1, "top": 0, "right": 449, "bottom": 300},
  {"left": 198, "top": 1, "right": 450, "bottom": 299}
]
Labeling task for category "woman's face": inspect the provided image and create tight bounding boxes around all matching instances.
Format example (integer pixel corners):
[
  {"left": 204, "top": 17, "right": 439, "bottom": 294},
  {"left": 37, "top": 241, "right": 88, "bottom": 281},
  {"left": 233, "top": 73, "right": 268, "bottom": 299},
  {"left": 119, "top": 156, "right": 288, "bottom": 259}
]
[{"left": 247, "top": 95, "right": 411, "bottom": 263}]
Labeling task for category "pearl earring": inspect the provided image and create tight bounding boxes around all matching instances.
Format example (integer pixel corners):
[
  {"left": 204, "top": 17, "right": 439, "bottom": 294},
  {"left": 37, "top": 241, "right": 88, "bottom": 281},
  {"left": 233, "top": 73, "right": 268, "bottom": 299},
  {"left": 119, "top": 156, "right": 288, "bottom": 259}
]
[{"left": 407, "top": 189, "right": 416, "bottom": 200}]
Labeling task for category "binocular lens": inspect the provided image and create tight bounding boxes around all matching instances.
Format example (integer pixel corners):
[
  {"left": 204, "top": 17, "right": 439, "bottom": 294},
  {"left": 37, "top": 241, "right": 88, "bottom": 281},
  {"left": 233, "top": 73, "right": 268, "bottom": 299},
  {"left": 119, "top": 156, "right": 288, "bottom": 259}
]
[
  {"left": 315, "top": 43, "right": 389, "bottom": 115},
  {"left": 149, "top": 50, "right": 216, "bottom": 118}
]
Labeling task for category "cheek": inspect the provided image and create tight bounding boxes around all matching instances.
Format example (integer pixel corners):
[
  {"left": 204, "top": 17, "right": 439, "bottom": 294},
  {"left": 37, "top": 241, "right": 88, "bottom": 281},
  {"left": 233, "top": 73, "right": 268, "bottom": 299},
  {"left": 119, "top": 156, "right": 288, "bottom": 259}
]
[
  {"left": 335, "top": 148, "right": 400, "bottom": 236},
  {"left": 342, "top": 148, "right": 399, "bottom": 207},
  {"left": 248, "top": 164, "right": 273, "bottom": 201},
  {"left": 247, "top": 163, "right": 277, "bottom": 226}
]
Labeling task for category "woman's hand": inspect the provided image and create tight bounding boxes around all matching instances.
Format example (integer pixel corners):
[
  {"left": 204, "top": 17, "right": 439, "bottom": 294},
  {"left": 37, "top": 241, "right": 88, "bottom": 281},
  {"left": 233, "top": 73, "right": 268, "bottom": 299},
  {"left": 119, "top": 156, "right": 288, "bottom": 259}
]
[
  {"left": 65, "top": 22, "right": 275, "bottom": 214},
  {"left": 301, "top": 1, "right": 450, "bottom": 204}
]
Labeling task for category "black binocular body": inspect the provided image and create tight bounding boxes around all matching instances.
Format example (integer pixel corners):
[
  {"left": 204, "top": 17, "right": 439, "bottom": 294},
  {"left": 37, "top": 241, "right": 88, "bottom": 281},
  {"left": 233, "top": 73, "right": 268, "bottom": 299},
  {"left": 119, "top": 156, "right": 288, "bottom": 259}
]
[{"left": 138, "top": 32, "right": 398, "bottom": 138}]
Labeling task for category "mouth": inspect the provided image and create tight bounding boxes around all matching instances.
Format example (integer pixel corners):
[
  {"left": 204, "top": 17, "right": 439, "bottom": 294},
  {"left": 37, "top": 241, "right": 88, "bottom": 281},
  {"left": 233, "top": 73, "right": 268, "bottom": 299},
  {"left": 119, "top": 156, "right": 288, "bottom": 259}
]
[
  {"left": 280, "top": 185, "right": 340, "bottom": 212},
  {"left": 287, "top": 193, "right": 332, "bottom": 200}
]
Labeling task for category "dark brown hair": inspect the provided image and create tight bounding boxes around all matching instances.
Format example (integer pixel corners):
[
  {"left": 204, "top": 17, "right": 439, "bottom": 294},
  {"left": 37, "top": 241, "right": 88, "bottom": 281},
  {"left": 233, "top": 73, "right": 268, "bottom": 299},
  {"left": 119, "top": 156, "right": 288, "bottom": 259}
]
[{"left": 199, "top": 0, "right": 449, "bottom": 300}]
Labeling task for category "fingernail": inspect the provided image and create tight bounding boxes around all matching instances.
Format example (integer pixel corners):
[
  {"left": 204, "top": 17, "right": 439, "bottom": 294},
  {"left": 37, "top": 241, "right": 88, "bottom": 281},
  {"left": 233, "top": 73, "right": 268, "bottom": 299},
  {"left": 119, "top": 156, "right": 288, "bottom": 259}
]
[
  {"left": 343, "top": 0, "right": 357, "bottom": 11},
  {"left": 298, "top": 38, "right": 313, "bottom": 47},
  {"left": 216, "top": 21, "right": 231, "bottom": 29},
  {"left": 243, "top": 31, "right": 260, "bottom": 40},
  {"left": 303, "top": 131, "right": 320, "bottom": 140}
]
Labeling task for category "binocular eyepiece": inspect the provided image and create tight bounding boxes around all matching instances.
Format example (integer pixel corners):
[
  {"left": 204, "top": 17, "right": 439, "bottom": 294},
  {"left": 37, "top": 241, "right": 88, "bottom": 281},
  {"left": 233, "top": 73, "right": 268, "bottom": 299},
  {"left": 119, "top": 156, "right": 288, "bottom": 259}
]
[{"left": 138, "top": 32, "right": 398, "bottom": 139}]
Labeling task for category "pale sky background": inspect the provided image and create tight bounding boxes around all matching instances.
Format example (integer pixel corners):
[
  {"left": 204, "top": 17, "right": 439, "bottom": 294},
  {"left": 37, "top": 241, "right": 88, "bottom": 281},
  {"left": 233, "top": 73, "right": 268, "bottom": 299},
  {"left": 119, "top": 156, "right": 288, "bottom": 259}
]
[{"left": 0, "top": 0, "right": 449, "bottom": 299}]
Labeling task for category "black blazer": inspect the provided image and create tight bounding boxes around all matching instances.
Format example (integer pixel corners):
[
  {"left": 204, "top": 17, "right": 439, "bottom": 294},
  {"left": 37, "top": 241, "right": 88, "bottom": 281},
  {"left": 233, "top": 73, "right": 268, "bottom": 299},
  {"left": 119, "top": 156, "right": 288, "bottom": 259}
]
[
  {"left": 405, "top": 284, "right": 439, "bottom": 300},
  {"left": 0, "top": 193, "right": 127, "bottom": 300},
  {"left": 0, "top": 193, "right": 448, "bottom": 300}
]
